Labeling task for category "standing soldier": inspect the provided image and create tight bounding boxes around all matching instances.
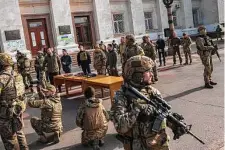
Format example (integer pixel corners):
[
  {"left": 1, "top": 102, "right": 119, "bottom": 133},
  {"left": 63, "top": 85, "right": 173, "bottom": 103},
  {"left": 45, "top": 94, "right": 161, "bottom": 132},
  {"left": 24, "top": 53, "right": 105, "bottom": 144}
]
[
  {"left": 17, "top": 51, "right": 33, "bottom": 89},
  {"left": 171, "top": 33, "right": 182, "bottom": 65},
  {"left": 111, "top": 56, "right": 184, "bottom": 150},
  {"left": 196, "top": 26, "right": 217, "bottom": 89},
  {"left": 141, "top": 36, "right": 158, "bottom": 82},
  {"left": 93, "top": 44, "right": 107, "bottom": 75},
  {"left": 28, "top": 83, "right": 63, "bottom": 143},
  {"left": 122, "top": 34, "right": 145, "bottom": 74},
  {"left": 118, "top": 37, "right": 126, "bottom": 64},
  {"left": 107, "top": 44, "right": 118, "bottom": 76},
  {"left": 35, "top": 51, "right": 47, "bottom": 87},
  {"left": 0, "top": 53, "right": 28, "bottom": 150},
  {"left": 182, "top": 33, "right": 192, "bottom": 65}
]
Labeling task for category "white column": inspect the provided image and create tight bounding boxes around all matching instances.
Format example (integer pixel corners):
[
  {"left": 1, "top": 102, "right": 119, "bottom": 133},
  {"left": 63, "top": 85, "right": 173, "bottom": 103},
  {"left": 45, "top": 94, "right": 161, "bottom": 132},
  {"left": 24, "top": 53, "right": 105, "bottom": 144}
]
[
  {"left": 93, "top": 0, "right": 114, "bottom": 42},
  {"left": 181, "top": 0, "right": 194, "bottom": 28},
  {"left": 0, "top": 0, "right": 31, "bottom": 61},
  {"left": 155, "top": 0, "right": 168, "bottom": 32},
  {"left": 128, "top": 0, "right": 145, "bottom": 35},
  {"left": 217, "top": 0, "right": 224, "bottom": 23},
  {"left": 50, "top": 0, "right": 78, "bottom": 54}
]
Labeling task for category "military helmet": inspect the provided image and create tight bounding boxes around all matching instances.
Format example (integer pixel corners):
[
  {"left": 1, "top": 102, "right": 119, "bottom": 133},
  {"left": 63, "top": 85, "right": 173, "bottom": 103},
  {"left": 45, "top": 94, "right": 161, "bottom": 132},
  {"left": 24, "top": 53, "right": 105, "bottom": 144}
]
[
  {"left": 0, "top": 53, "right": 14, "bottom": 66},
  {"left": 198, "top": 25, "right": 206, "bottom": 32},
  {"left": 123, "top": 55, "right": 154, "bottom": 87}
]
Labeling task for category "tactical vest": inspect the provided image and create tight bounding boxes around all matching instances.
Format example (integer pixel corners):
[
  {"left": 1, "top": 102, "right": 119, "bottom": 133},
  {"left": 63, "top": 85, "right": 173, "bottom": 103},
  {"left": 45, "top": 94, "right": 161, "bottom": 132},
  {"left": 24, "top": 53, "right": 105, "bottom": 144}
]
[
  {"left": 80, "top": 52, "right": 88, "bottom": 61},
  {"left": 41, "top": 97, "right": 62, "bottom": 131},
  {"left": 83, "top": 104, "right": 106, "bottom": 130},
  {"left": 123, "top": 44, "right": 139, "bottom": 63},
  {"left": 0, "top": 70, "right": 25, "bottom": 118}
]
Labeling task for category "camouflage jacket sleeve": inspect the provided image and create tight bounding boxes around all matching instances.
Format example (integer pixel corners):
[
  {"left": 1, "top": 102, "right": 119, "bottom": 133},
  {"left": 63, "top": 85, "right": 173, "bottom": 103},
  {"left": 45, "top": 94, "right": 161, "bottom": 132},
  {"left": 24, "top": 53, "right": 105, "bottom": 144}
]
[
  {"left": 101, "top": 104, "right": 110, "bottom": 121},
  {"left": 137, "top": 45, "right": 145, "bottom": 56},
  {"left": 111, "top": 89, "right": 140, "bottom": 134},
  {"left": 28, "top": 99, "right": 45, "bottom": 108},
  {"left": 76, "top": 103, "right": 86, "bottom": 128},
  {"left": 196, "top": 37, "right": 214, "bottom": 51}
]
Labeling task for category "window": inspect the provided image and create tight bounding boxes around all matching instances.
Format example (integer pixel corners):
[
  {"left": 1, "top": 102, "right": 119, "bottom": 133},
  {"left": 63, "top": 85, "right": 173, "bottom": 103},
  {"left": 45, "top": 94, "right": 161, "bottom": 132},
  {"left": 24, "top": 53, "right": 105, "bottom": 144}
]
[
  {"left": 192, "top": 9, "right": 201, "bottom": 27},
  {"left": 172, "top": 11, "right": 177, "bottom": 27},
  {"left": 113, "top": 14, "right": 125, "bottom": 34},
  {"left": 144, "top": 12, "right": 153, "bottom": 30}
]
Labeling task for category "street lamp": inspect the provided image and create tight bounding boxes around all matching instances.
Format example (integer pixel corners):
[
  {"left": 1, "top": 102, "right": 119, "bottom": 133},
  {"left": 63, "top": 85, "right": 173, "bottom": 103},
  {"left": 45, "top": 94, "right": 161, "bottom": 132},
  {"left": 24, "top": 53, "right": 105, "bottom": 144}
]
[{"left": 163, "top": 0, "right": 174, "bottom": 37}]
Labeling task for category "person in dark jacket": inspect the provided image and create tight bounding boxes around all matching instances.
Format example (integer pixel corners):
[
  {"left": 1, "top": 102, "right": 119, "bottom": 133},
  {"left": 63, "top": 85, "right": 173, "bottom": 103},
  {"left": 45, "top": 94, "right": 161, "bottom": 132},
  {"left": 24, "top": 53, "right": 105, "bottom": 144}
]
[
  {"left": 156, "top": 35, "right": 166, "bottom": 66},
  {"left": 77, "top": 45, "right": 91, "bottom": 75},
  {"left": 61, "top": 49, "right": 72, "bottom": 73},
  {"left": 106, "top": 44, "right": 118, "bottom": 76}
]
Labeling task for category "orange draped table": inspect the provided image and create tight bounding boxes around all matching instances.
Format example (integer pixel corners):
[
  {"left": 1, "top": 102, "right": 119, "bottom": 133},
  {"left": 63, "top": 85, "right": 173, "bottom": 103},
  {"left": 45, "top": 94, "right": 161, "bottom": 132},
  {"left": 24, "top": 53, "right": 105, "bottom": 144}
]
[{"left": 54, "top": 75, "right": 123, "bottom": 102}]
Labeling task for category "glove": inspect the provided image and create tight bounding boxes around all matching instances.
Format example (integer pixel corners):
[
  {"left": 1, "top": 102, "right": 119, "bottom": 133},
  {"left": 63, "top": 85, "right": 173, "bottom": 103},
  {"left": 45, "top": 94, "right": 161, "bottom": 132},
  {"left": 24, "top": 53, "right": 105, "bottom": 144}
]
[{"left": 172, "top": 126, "right": 186, "bottom": 140}]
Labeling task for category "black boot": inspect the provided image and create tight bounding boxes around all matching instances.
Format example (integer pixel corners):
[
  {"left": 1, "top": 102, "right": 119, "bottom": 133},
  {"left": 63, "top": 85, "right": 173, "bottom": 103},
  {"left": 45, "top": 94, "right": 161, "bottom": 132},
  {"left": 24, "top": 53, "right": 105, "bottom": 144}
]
[
  {"left": 99, "top": 139, "right": 105, "bottom": 147},
  {"left": 205, "top": 83, "right": 213, "bottom": 89},
  {"left": 210, "top": 81, "right": 217, "bottom": 85}
]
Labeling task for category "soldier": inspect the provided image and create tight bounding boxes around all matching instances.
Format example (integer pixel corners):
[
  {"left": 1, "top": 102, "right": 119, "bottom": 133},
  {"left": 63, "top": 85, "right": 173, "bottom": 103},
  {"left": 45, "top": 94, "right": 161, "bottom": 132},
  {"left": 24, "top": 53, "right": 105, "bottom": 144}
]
[
  {"left": 171, "top": 33, "right": 182, "bottom": 65},
  {"left": 107, "top": 44, "right": 118, "bottom": 76},
  {"left": 0, "top": 53, "right": 28, "bottom": 150},
  {"left": 118, "top": 37, "right": 126, "bottom": 63},
  {"left": 17, "top": 51, "right": 33, "bottom": 89},
  {"left": 196, "top": 26, "right": 217, "bottom": 89},
  {"left": 28, "top": 84, "right": 63, "bottom": 143},
  {"left": 93, "top": 44, "right": 107, "bottom": 75},
  {"left": 76, "top": 86, "right": 109, "bottom": 150},
  {"left": 141, "top": 36, "right": 158, "bottom": 82},
  {"left": 182, "top": 33, "right": 192, "bottom": 65},
  {"left": 35, "top": 51, "right": 47, "bottom": 87},
  {"left": 110, "top": 56, "right": 185, "bottom": 150},
  {"left": 122, "top": 34, "right": 145, "bottom": 73}
]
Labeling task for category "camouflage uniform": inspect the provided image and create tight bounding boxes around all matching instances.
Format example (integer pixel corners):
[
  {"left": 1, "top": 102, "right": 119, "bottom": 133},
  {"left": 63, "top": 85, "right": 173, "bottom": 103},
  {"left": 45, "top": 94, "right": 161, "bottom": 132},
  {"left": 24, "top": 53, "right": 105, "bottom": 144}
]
[
  {"left": 182, "top": 36, "right": 192, "bottom": 65},
  {"left": 93, "top": 48, "right": 107, "bottom": 75},
  {"left": 28, "top": 84, "right": 63, "bottom": 143},
  {"left": 140, "top": 41, "right": 158, "bottom": 82},
  {"left": 111, "top": 56, "right": 170, "bottom": 150},
  {"left": 17, "top": 53, "right": 33, "bottom": 88},
  {"left": 122, "top": 35, "right": 145, "bottom": 74},
  {"left": 118, "top": 43, "right": 126, "bottom": 63},
  {"left": 196, "top": 26, "right": 217, "bottom": 88},
  {"left": 35, "top": 52, "right": 47, "bottom": 88},
  {"left": 76, "top": 98, "right": 109, "bottom": 145},
  {"left": 171, "top": 37, "right": 182, "bottom": 65},
  {"left": 0, "top": 53, "right": 28, "bottom": 150}
]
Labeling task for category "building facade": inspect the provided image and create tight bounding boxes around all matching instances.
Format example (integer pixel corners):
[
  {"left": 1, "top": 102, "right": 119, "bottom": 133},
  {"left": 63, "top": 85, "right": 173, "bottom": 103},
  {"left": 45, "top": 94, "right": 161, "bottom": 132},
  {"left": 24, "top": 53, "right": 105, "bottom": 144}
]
[{"left": 0, "top": 0, "right": 223, "bottom": 60}]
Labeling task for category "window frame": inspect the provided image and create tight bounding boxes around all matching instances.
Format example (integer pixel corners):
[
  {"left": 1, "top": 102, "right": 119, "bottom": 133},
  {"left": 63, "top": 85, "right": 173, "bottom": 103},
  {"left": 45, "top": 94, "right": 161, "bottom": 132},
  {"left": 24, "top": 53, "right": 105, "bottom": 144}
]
[
  {"left": 144, "top": 12, "right": 153, "bottom": 31},
  {"left": 112, "top": 13, "right": 125, "bottom": 34}
]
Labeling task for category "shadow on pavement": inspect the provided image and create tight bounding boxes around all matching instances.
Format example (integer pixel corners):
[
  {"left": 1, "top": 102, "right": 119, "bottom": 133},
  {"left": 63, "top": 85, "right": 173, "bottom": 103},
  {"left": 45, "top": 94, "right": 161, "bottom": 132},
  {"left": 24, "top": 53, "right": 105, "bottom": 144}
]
[
  {"left": 164, "top": 86, "right": 205, "bottom": 102},
  {"left": 52, "top": 133, "right": 123, "bottom": 150}
]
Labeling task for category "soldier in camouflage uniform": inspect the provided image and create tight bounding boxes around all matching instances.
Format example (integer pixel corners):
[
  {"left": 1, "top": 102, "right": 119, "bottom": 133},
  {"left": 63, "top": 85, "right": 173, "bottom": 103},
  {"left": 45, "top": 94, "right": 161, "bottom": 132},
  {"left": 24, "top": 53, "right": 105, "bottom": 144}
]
[
  {"left": 17, "top": 51, "right": 33, "bottom": 89},
  {"left": 141, "top": 36, "right": 158, "bottom": 82},
  {"left": 35, "top": 51, "right": 47, "bottom": 88},
  {"left": 76, "top": 86, "right": 109, "bottom": 150},
  {"left": 0, "top": 53, "right": 28, "bottom": 150},
  {"left": 111, "top": 56, "right": 174, "bottom": 150},
  {"left": 122, "top": 34, "right": 145, "bottom": 74},
  {"left": 182, "top": 33, "right": 192, "bottom": 65},
  {"left": 196, "top": 26, "right": 217, "bottom": 89},
  {"left": 28, "top": 84, "right": 63, "bottom": 144},
  {"left": 93, "top": 44, "right": 107, "bottom": 75}
]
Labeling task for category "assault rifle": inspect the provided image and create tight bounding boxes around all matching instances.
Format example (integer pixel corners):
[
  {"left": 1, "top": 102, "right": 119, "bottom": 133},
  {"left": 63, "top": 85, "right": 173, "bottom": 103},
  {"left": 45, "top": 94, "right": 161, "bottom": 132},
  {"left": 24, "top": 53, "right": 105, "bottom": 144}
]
[
  {"left": 210, "top": 40, "right": 221, "bottom": 62},
  {"left": 123, "top": 84, "right": 205, "bottom": 145}
]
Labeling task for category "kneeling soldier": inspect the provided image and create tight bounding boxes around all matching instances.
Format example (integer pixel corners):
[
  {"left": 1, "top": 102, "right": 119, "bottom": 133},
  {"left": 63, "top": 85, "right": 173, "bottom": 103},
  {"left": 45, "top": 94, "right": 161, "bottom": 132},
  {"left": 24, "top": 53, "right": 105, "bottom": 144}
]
[
  {"left": 76, "top": 86, "right": 109, "bottom": 150},
  {"left": 28, "top": 84, "right": 63, "bottom": 144}
]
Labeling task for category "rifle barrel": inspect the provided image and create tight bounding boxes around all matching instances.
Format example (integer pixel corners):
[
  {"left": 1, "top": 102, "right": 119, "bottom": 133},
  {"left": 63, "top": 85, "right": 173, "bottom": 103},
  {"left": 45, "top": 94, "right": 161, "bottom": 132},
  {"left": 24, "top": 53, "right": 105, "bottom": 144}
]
[{"left": 187, "top": 131, "right": 205, "bottom": 144}]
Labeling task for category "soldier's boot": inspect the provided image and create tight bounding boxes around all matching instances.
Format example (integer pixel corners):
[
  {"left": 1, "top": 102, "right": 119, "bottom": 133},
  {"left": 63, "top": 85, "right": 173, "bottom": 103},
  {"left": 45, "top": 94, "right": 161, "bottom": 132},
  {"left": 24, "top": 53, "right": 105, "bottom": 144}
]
[
  {"left": 183, "top": 62, "right": 188, "bottom": 65},
  {"left": 91, "top": 140, "right": 100, "bottom": 150},
  {"left": 52, "top": 131, "right": 61, "bottom": 144},
  {"left": 99, "top": 139, "right": 105, "bottom": 147},
  {"left": 210, "top": 81, "right": 217, "bottom": 85},
  {"left": 37, "top": 135, "right": 48, "bottom": 144},
  {"left": 205, "top": 83, "right": 213, "bottom": 89}
]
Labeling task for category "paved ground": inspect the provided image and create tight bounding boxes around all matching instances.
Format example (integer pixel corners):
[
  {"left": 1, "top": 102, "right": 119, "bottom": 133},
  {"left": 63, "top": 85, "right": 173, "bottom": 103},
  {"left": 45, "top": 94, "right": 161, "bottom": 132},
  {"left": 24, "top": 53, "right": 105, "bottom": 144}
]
[{"left": 0, "top": 43, "right": 224, "bottom": 150}]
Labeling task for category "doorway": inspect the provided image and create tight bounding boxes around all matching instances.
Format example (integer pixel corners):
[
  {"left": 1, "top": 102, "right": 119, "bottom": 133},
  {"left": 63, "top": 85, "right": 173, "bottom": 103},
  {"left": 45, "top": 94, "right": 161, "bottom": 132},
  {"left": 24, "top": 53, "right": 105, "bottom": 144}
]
[
  {"left": 74, "top": 16, "right": 92, "bottom": 49},
  {"left": 27, "top": 19, "right": 49, "bottom": 56}
]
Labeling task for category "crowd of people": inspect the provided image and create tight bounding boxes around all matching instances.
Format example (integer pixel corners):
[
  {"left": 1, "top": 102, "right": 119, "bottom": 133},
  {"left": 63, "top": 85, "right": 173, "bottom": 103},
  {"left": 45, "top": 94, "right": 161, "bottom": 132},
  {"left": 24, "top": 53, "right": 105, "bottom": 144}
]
[{"left": 0, "top": 25, "right": 219, "bottom": 150}]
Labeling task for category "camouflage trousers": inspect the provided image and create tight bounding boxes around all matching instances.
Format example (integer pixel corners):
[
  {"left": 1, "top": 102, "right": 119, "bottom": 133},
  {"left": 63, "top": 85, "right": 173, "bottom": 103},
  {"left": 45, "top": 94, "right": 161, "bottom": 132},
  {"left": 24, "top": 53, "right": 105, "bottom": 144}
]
[
  {"left": 81, "top": 126, "right": 108, "bottom": 145},
  {"left": 30, "top": 117, "right": 62, "bottom": 136},
  {"left": 152, "top": 60, "right": 158, "bottom": 81},
  {"left": 201, "top": 56, "right": 213, "bottom": 84},
  {"left": 96, "top": 67, "right": 106, "bottom": 75},
  {"left": 0, "top": 117, "right": 28, "bottom": 150},
  {"left": 183, "top": 47, "right": 192, "bottom": 64},
  {"left": 21, "top": 72, "right": 33, "bottom": 88}
]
